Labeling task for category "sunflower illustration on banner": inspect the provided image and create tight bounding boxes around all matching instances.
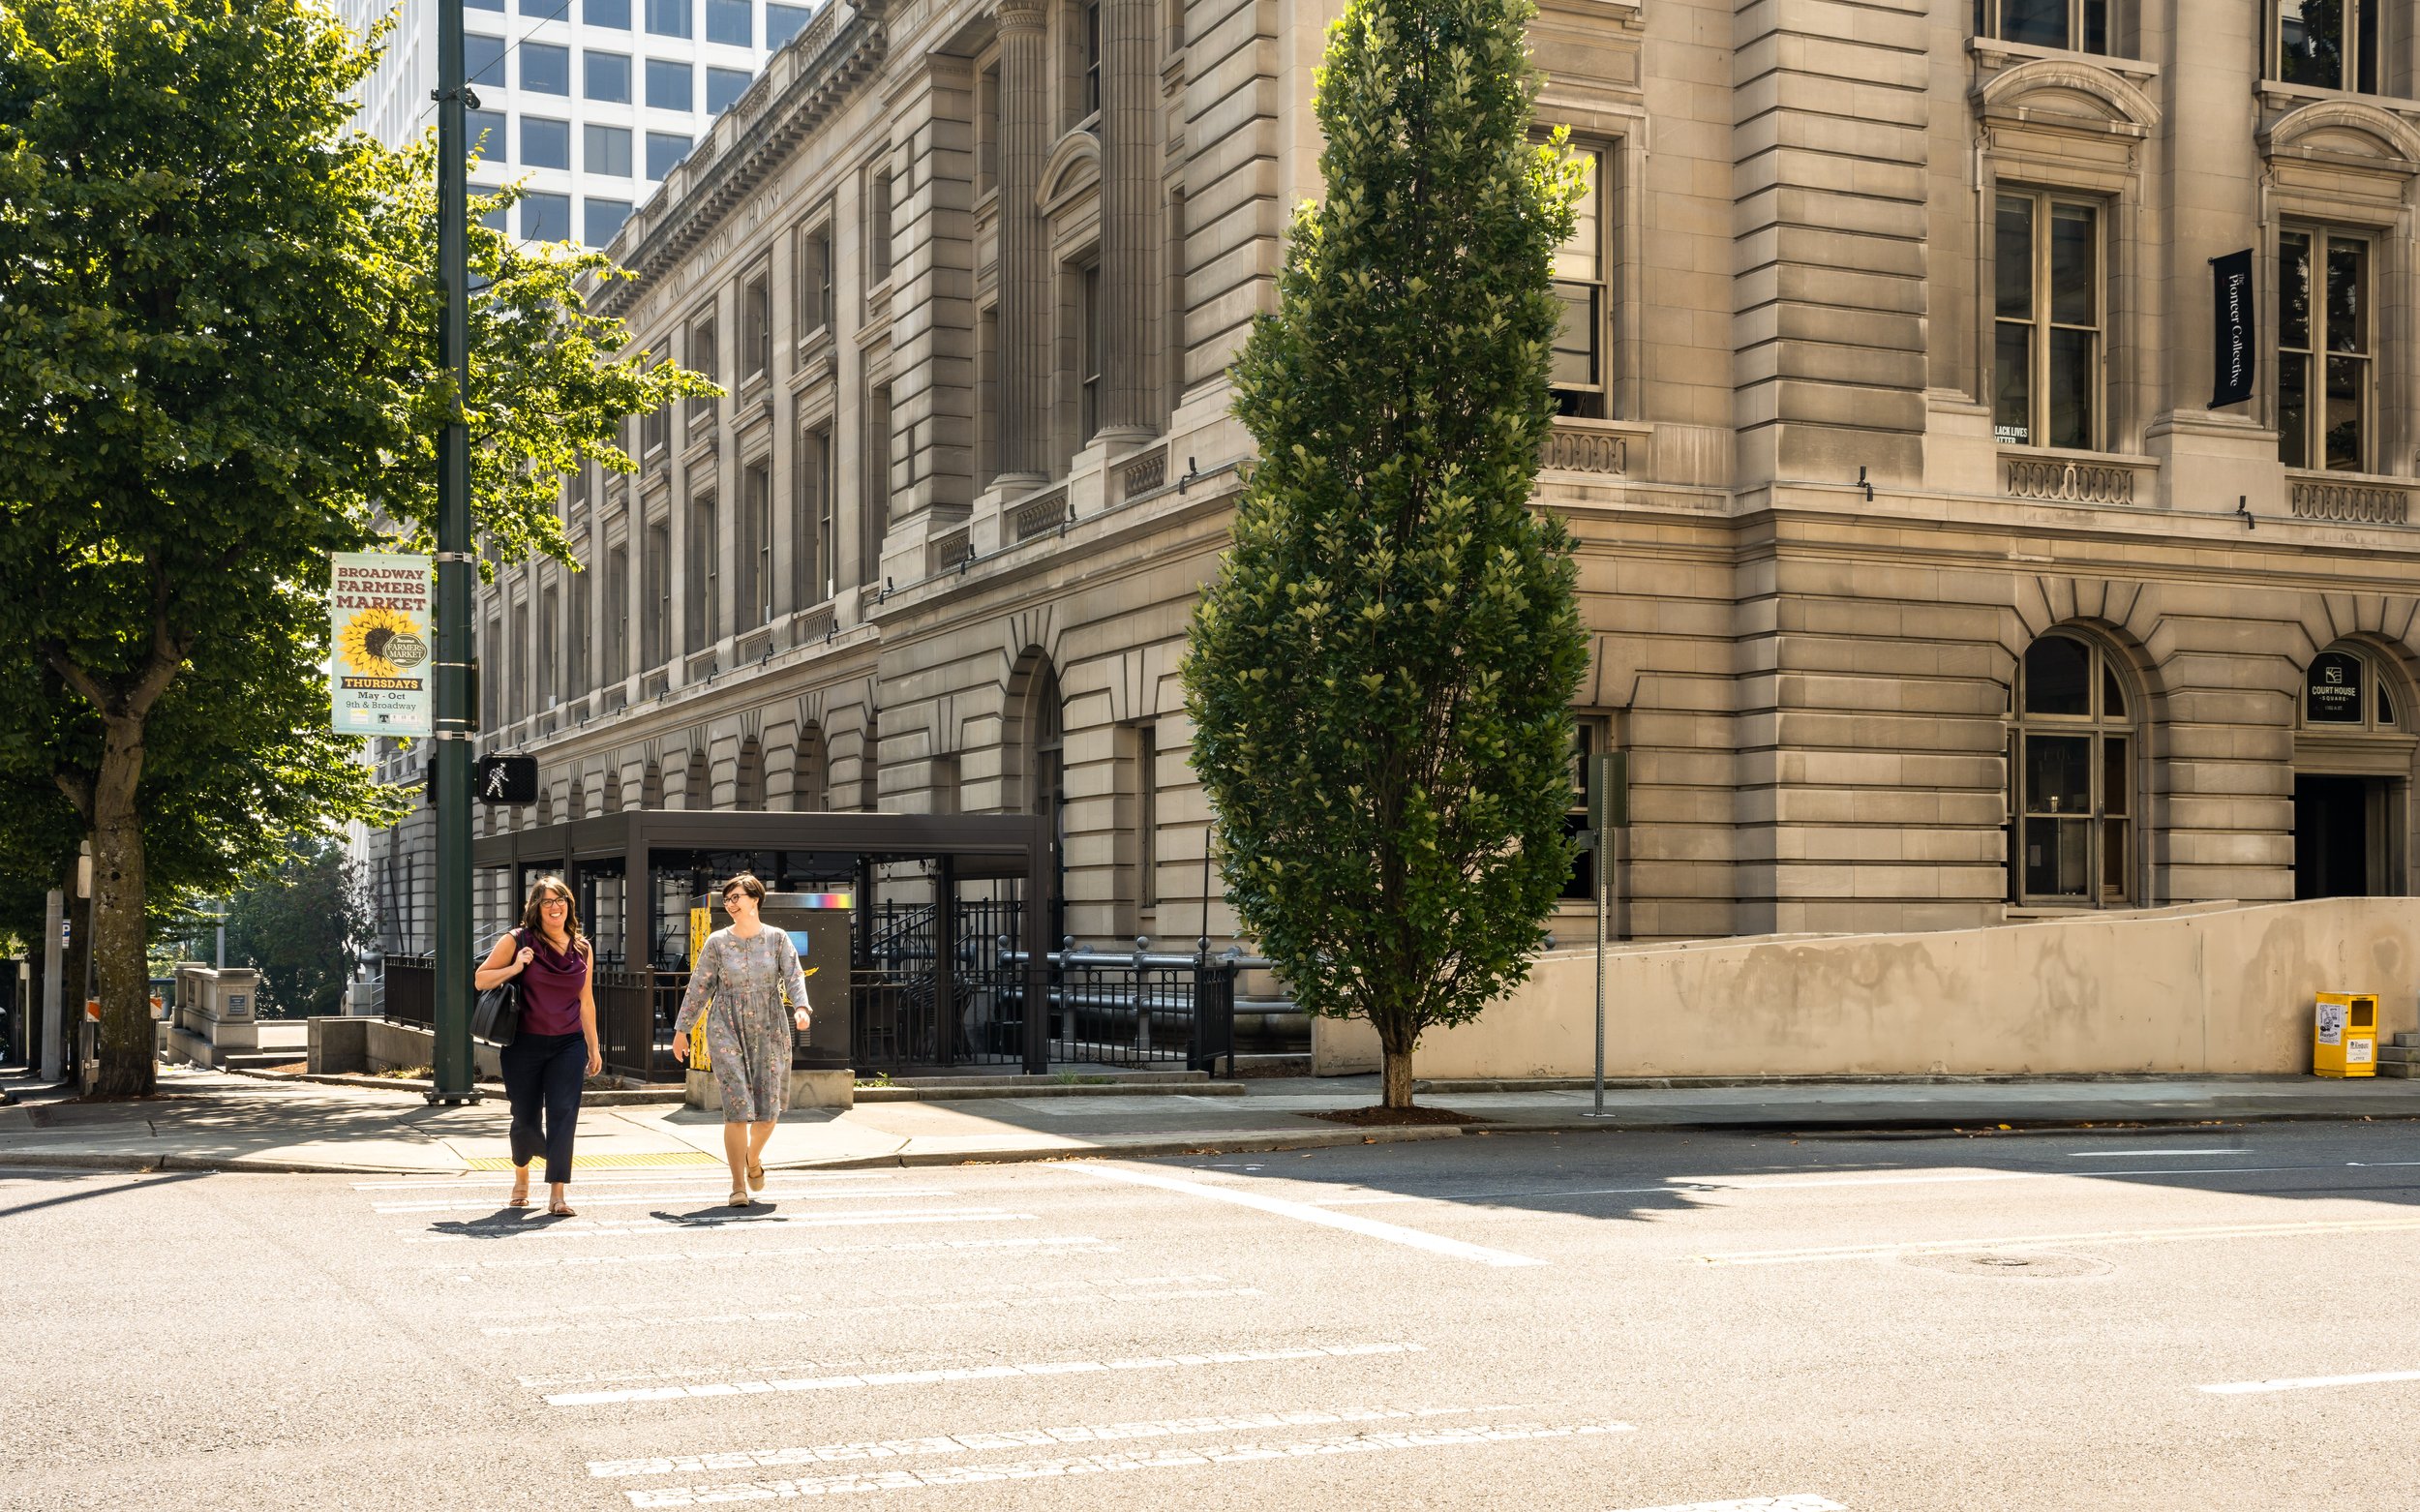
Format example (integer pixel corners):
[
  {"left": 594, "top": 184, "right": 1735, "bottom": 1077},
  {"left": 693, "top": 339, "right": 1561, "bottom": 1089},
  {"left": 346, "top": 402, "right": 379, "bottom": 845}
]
[{"left": 329, "top": 552, "right": 435, "bottom": 737}]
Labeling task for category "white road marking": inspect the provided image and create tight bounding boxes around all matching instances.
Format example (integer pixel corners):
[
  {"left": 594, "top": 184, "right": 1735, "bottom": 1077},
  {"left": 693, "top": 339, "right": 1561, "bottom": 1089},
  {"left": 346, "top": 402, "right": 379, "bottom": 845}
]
[
  {"left": 1617, "top": 1490, "right": 1839, "bottom": 1499},
  {"left": 2199, "top": 1369, "right": 2420, "bottom": 1396},
  {"left": 1071, "top": 1163, "right": 1546, "bottom": 1268},
  {"left": 546, "top": 1342, "right": 1426, "bottom": 1406},
  {"left": 2066, "top": 1148, "right": 2247, "bottom": 1159},
  {"left": 1700, "top": 1215, "right": 2420, "bottom": 1266},
  {"left": 468, "top": 1273, "right": 1230, "bottom": 1323},
  {"left": 620, "top": 1419, "right": 1632, "bottom": 1502},
  {"left": 429, "top": 1234, "right": 1113, "bottom": 1272},
  {"left": 590, "top": 1404, "right": 1505, "bottom": 1476},
  {"left": 405, "top": 1208, "right": 1032, "bottom": 1242},
  {"left": 486, "top": 1284, "right": 1266, "bottom": 1337},
  {"left": 375, "top": 1187, "right": 939, "bottom": 1213}
]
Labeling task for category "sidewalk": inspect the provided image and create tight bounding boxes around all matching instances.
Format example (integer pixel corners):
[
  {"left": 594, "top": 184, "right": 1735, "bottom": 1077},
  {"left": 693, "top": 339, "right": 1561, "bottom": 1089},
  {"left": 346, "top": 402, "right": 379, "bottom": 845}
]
[{"left": 6, "top": 1064, "right": 2420, "bottom": 1176}]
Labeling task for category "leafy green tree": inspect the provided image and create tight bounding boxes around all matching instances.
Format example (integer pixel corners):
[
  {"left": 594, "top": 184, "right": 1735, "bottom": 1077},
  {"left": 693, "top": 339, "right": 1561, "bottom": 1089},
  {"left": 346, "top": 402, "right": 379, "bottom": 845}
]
[
  {"left": 1183, "top": 0, "right": 1588, "bottom": 1108},
  {"left": 0, "top": 0, "right": 711, "bottom": 1096},
  {"left": 223, "top": 839, "right": 372, "bottom": 1019}
]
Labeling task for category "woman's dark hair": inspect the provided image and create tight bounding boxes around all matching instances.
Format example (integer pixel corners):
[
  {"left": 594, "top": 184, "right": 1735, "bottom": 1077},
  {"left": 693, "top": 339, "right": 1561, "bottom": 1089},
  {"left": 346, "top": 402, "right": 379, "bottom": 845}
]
[
  {"left": 519, "top": 875, "right": 587, "bottom": 948},
  {"left": 720, "top": 872, "right": 767, "bottom": 903}
]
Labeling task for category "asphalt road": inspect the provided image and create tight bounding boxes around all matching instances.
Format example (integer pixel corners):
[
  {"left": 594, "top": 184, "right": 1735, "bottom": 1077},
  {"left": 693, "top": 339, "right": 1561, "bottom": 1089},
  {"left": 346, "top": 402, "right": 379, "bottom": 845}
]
[{"left": 8, "top": 1120, "right": 2420, "bottom": 1510}]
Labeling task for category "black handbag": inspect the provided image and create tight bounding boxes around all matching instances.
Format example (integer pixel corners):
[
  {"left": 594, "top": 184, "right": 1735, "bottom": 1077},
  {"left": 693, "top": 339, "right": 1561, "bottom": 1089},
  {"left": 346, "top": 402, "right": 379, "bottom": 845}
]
[{"left": 471, "top": 930, "right": 524, "bottom": 1046}]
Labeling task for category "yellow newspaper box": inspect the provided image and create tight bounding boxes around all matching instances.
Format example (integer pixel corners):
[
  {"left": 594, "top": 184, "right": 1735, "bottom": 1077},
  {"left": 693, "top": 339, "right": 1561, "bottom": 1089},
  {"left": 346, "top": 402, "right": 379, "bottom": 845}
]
[{"left": 2314, "top": 992, "right": 2378, "bottom": 1078}]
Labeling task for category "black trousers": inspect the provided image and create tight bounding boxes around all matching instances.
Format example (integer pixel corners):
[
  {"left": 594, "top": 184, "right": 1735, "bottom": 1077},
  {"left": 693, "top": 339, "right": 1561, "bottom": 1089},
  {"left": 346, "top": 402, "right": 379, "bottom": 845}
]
[{"left": 500, "top": 1031, "right": 587, "bottom": 1186}]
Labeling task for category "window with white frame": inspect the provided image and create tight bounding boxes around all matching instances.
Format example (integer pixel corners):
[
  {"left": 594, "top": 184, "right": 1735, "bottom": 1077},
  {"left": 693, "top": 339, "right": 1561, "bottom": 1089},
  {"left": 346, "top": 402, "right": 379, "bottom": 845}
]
[
  {"left": 2011, "top": 631, "right": 2133, "bottom": 906},
  {"left": 2279, "top": 227, "right": 2373, "bottom": 472},
  {"left": 799, "top": 222, "right": 833, "bottom": 339},
  {"left": 1551, "top": 146, "right": 1608, "bottom": 419},
  {"left": 2277, "top": 0, "right": 2378, "bottom": 93},
  {"left": 741, "top": 266, "right": 771, "bottom": 385},
  {"left": 1992, "top": 191, "right": 2101, "bottom": 450}
]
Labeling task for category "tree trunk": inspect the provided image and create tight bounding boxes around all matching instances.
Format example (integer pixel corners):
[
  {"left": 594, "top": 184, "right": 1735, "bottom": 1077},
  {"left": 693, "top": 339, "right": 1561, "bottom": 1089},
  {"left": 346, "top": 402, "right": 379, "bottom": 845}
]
[
  {"left": 1380, "top": 1045, "right": 1414, "bottom": 1109},
  {"left": 90, "top": 716, "right": 156, "bottom": 1098}
]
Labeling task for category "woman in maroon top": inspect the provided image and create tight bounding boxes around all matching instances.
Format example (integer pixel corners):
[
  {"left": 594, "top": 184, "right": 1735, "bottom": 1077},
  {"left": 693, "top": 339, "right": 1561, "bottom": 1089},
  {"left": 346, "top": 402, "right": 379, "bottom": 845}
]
[{"left": 473, "top": 876, "right": 600, "bottom": 1215}]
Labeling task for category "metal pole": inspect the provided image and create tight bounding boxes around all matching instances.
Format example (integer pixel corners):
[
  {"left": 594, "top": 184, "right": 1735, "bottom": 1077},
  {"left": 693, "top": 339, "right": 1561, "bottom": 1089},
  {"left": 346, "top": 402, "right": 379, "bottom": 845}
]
[
  {"left": 430, "top": 0, "right": 477, "bottom": 1104},
  {"left": 39, "top": 889, "right": 62, "bottom": 1082},
  {"left": 1592, "top": 779, "right": 1608, "bottom": 1116}
]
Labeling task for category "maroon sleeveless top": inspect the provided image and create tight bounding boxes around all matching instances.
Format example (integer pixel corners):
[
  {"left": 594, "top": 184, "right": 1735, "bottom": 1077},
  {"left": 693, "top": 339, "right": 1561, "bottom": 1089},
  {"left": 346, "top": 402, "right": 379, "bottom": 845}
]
[{"left": 517, "top": 927, "right": 589, "bottom": 1037}]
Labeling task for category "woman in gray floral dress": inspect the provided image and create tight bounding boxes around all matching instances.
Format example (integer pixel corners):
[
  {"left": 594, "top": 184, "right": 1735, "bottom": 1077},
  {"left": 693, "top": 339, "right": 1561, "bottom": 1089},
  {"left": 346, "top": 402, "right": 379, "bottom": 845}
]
[{"left": 673, "top": 874, "right": 812, "bottom": 1206}]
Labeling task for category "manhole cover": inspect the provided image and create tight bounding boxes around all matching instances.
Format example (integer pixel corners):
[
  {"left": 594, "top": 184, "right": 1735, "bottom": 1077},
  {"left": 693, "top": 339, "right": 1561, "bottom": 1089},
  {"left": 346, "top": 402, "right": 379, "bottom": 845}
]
[{"left": 1899, "top": 1250, "right": 2113, "bottom": 1279}]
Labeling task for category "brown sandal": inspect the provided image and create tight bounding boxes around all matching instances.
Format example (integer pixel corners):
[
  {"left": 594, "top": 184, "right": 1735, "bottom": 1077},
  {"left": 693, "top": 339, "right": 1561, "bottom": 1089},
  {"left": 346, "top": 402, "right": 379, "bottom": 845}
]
[
  {"left": 549, "top": 1198, "right": 577, "bottom": 1218},
  {"left": 729, "top": 1189, "right": 752, "bottom": 1208},
  {"left": 748, "top": 1160, "right": 765, "bottom": 1192},
  {"left": 507, "top": 1173, "right": 530, "bottom": 1208}
]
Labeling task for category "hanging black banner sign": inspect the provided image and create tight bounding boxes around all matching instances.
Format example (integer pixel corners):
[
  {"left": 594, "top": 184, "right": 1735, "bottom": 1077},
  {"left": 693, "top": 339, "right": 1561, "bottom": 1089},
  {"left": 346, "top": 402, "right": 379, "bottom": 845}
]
[
  {"left": 2307, "top": 650, "right": 2364, "bottom": 725},
  {"left": 2210, "top": 249, "right": 2255, "bottom": 408}
]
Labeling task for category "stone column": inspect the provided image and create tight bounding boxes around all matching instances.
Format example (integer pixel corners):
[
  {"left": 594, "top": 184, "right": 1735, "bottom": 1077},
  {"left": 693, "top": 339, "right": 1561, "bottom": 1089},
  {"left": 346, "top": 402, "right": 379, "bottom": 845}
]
[
  {"left": 996, "top": 0, "right": 1051, "bottom": 482},
  {"left": 1098, "top": 0, "right": 1159, "bottom": 438}
]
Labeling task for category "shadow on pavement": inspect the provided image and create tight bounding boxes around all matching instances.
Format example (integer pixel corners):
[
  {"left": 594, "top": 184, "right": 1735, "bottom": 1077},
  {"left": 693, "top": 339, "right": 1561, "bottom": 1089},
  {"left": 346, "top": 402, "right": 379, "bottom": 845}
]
[{"left": 0, "top": 1168, "right": 211, "bottom": 1221}]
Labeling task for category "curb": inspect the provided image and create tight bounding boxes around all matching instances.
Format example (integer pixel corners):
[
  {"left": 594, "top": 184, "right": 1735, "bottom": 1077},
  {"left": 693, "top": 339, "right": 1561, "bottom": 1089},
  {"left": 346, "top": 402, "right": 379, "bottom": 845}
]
[{"left": 853, "top": 1081, "right": 1247, "bottom": 1103}]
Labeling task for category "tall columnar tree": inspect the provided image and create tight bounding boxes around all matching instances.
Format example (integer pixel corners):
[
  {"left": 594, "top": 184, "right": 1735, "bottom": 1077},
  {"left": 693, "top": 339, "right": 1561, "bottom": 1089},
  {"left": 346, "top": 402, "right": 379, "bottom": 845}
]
[
  {"left": 1183, "top": 0, "right": 1589, "bottom": 1108},
  {"left": 0, "top": 0, "right": 710, "bottom": 1096}
]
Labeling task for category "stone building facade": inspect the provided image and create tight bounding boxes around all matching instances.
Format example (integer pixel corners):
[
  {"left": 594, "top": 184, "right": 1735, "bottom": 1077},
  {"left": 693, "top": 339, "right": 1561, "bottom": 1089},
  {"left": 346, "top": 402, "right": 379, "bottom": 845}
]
[{"left": 368, "top": 0, "right": 2420, "bottom": 961}]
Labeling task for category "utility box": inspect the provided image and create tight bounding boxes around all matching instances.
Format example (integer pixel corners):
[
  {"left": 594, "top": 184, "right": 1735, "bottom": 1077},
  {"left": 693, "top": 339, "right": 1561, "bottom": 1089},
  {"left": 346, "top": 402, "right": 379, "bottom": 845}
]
[{"left": 2314, "top": 992, "right": 2379, "bottom": 1078}]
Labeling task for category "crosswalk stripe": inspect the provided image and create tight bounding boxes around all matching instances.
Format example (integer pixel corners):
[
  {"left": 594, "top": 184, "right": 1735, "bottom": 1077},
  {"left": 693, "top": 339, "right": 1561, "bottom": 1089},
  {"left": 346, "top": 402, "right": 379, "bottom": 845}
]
[
  {"left": 425, "top": 1235, "right": 1113, "bottom": 1272},
  {"left": 546, "top": 1343, "right": 1427, "bottom": 1407},
  {"left": 620, "top": 1419, "right": 1633, "bottom": 1502},
  {"left": 590, "top": 1404, "right": 1505, "bottom": 1476},
  {"left": 1069, "top": 1163, "right": 1546, "bottom": 1268}
]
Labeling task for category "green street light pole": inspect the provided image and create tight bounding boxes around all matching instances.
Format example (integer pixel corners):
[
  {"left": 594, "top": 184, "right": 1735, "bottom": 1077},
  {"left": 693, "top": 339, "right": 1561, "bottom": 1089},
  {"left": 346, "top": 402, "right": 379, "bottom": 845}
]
[{"left": 430, "top": 0, "right": 477, "bottom": 1104}]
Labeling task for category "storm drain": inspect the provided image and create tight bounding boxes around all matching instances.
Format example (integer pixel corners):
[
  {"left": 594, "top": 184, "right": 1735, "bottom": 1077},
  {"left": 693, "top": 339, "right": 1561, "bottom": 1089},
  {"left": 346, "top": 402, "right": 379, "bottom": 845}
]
[{"left": 1899, "top": 1250, "right": 2114, "bottom": 1280}]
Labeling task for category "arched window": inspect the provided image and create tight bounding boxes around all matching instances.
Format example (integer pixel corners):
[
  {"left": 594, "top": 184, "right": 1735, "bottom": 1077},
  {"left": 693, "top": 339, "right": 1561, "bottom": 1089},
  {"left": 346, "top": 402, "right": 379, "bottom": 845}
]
[
  {"left": 2011, "top": 631, "right": 2134, "bottom": 905},
  {"left": 2302, "top": 644, "right": 2399, "bottom": 731},
  {"left": 736, "top": 737, "right": 765, "bottom": 810},
  {"left": 792, "top": 723, "right": 828, "bottom": 811}
]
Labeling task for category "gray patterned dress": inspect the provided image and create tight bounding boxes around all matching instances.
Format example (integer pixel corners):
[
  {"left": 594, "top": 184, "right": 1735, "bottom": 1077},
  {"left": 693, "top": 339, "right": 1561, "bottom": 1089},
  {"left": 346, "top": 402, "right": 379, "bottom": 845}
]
[{"left": 674, "top": 926, "right": 811, "bottom": 1123}]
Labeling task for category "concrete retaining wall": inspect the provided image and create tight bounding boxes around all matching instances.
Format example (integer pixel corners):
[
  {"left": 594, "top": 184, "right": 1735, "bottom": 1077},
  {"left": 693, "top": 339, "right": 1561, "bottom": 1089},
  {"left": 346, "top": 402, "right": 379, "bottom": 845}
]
[
  {"left": 1313, "top": 898, "right": 2420, "bottom": 1078},
  {"left": 683, "top": 1069, "right": 854, "bottom": 1112},
  {"left": 309, "top": 1016, "right": 501, "bottom": 1080}
]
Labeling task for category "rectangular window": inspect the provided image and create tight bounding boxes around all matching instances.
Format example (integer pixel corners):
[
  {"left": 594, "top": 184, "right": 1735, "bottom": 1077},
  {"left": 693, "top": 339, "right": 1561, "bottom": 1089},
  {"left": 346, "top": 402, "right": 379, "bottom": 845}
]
[
  {"left": 467, "top": 33, "right": 506, "bottom": 86},
  {"left": 686, "top": 314, "right": 717, "bottom": 433},
  {"left": 1133, "top": 722, "right": 1158, "bottom": 909},
  {"left": 645, "top": 0, "right": 691, "bottom": 36},
  {"left": 797, "top": 426, "right": 834, "bottom": 604},
  {"left": 641, "top": 402, "right": 668, "bottom": 457},
  {"left": 1976, "top": 0, "right": 2108, "bottom": 53},
  {"left": 539, "top": 585, "right": 560, "bottom": 709},
  {"left": 466, "top": 108, "right": 507, "bottom": 166},
  {"left": 587, "top": 0, "right": 630, "bottom": 24},
  {"left": 687, "top": 493, "right": 719, "bottom": 647},
  {"left": 1078, "top": 263, "right": 1102, "bottom": 440},
  {"left": 1991, "top": 192, "right": 2100, "bottom": 451},
  {"left": 867, "top": 167, "right": 892, "bottom": 284},
  {"left": 646, "top": 130, "right": 692, "bottom": 180},
  {"left": 584, "top": 197, "right": 632, "bottom": 247},
  {"left": 521, "top": 42, "right": 570, "bottom": 94},
  {"left": 862, "top": 382, "right": 891, "bottom": 580},
  {"left": 482, "top": 616, "right": 503, "bottom": 729},
  {"left": 741, "top": 269, "right": 771, "bottom": 382},
  {"left": 1551, "top": 146, "right": 1607, "bottom": 418},
  {"left": 521, "top": 116, "right": 571, "bottom": 169},
  {"left": 800, "top": 224, "right": 833, "bottom": 336},
  {"left": 523, "top": 191, "right": 572, "bottom": 242},
  {"left": 976, "top": 64, "right": 1000, "bottom": 197},
  {"left": 767, "top": 1, "right": 813, "bottom": 45},
  {"left": 2279, "top": 227, "right": 2373, "bottom": 472},
  {"left": 511, "top": 600, "right": 531, "bottom": 721},
  {"left": 520, "top": 0, "right": 568, "bottom": 14},
  {"left": 606, "top": 545, "right": 629, "bottom": 681},
  {"left": 643, "top": 521, "right": 671, "bottom": 668},
  {"left": 584, "top": 123, "right": 632, "bottom": 177},
  {"left": 706, "top": 0, "right": 752, "bottom": 45},
  {"left": 740, "top": 460, "right": 772, "bottom": 630},
  {"left": 478, "top": 200, "right": 510, "bottom": 232},
  {"left": 569, "top": 568, "right": 590, "bottom": 696},
  {"left": 1082, "top": 0, "right": 1103, "bottom": 117},
  {"left": 646, "top": 58, "right": 693, "bottom": 109},
  {"left": 977, "top": 305, "right": 999, "bottom": 484},
  {"left": 585, "top": 50, "right": 631, "bottom": 102},
  {"left": 706, "top": 65, "right": 752, "bottom": 115},
  {"left": 2279, "top": 0, "right": 2376, "bottom": 93},
  {"left": 469, "top": 0, "right": 503, "bottom": 11}
]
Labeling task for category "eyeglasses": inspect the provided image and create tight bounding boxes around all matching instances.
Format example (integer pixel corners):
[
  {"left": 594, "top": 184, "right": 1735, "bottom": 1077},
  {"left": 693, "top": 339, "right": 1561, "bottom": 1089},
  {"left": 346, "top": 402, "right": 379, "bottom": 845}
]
[{"left": 541, "top": 896, "right": 569, "bottom": 908}]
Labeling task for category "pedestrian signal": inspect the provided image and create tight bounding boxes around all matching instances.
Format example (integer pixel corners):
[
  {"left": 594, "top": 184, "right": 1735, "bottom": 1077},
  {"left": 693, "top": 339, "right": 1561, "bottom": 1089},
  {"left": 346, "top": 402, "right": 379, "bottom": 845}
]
[{"left": 475, "top": 753, "right": 538, "bottom": 805}]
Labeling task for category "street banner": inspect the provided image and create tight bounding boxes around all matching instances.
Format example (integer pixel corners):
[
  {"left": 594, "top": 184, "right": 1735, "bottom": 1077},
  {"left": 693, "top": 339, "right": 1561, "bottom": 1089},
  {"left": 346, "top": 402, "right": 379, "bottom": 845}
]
[
  {"left": 329, "top": 551, "right": 434, "bottom": 736},
  {"left": 2209, "top": 248, "right": 2255, "bottom": 408}
]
